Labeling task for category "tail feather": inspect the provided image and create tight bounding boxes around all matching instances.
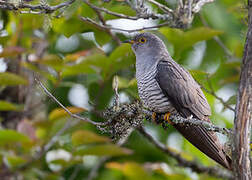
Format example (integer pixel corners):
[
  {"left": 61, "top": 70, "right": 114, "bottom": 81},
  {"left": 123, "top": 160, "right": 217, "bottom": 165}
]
[{"left": 172, "top": 122, "right": 232, "bottom": 169}]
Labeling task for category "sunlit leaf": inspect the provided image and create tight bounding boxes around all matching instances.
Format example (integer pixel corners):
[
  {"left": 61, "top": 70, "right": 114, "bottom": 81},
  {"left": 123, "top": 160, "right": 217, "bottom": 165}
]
[
  {"left": 74, "top": 144, "right": 133, "bottom": 156},
  {"left": 225, "top": 95, "right": 236, "bottom": 106},
  {"left": 0, "top": 72, "right": 28, "bottom": 86},
  {"left": 0, "top": 130, "right": 31, "bottom": 145},
  {"left": 166, "top": 147, "right": 194, "bottom": 161},
  {"left": 106, "top": 162, "right": 153, "bottom": 180},
  {"left": 4, "top": 155, "right": 26, "bottom": 168},
  {"left": 65, "top": 50, "right": 89, "bottom": 61},
  {"left": 0, "top": 100, "right": 23, "bottom": 111},
  {"left": 62, "top": 54, "right": 108, "bottom": 77},
  {"left": 71, "top": 130, "right": 110, "bottom": 146},
  {"left": 49, "top": 107, "right": 86, "bottom": 121},
  {"left": 37, "top": 54, "right": 64, "bottom": 72}
]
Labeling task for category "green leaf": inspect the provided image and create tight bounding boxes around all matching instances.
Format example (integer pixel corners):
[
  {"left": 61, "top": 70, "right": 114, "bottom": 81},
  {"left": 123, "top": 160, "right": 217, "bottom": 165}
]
[
  {"left": 94, "top": 30, "right": 112, "bottom": 46},
  {"left": 52, "top": 17, "right": 87, "bottom": 38},
  {"left": 37, "top": 54, "right": 64, "bottom": 72},
  {"left": 21, "top": 62, "right": 56, "bottom": 83},
  {"left": 226, "top": 95, "right": 236, "bottom": 106},
  {"left": 0, "top": 72, "right": 28, "bottom": 86},
  {"left": 5, "top": 155, "right": 26, "bottom": 168},
  {"left": 0, "top": 130, "right": 31, "bottom": 145},
  {"left": 71, "top": 130, "right": 110, "bottom": 146},
  {"left": 104, "top": 5, "right": 136, "bottom": 20},
  {"left": 106, "top": 162, "right": 153, "bottom": 180},
  {"left": 0, "top": 101, "right": 23, "bottom": 111},
  {"left": 74, "top": 144, "right": 133, "bottom": 156},
  {"left": 62, "top": 54, "right": 108, "bottom": 77},
  {"left": 116, "top": 76, "right": 137, "bottom": 89},
  {"left": 102, "top": 44, "right": 135, "bottom": 79},
  {"left": 49, "top": 107, "right": 86, "bottom": 121},
  {"left": 160, "top": 27, "right": 223, "bottom": 57}
]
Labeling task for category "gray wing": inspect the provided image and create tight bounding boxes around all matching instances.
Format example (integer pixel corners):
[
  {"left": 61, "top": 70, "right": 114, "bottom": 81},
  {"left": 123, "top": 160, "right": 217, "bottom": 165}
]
[
  {"left": 155, "top": 60, "right": 232, "bottom": 169},
  {"left": 156, "top": 60, "right": 211, "bottom": 121}
]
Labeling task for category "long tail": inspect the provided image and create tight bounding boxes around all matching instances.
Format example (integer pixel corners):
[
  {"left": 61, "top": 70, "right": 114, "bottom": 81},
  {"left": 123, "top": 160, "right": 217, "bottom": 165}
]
[{"left": 172, "top": 121, "right": 232, "bottom": 169}]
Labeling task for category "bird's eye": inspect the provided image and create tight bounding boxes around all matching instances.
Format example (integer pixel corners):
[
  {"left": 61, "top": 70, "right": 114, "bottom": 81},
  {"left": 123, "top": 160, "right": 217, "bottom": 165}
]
[{"left": 139, "top": 37, "right": 147, "bottom": 43}]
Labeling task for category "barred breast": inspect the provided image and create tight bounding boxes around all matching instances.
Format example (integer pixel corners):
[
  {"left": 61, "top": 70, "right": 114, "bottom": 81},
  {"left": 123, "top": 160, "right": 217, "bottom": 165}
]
[{"left": 136, "top": 65, "right": 175, "bottom": 113}]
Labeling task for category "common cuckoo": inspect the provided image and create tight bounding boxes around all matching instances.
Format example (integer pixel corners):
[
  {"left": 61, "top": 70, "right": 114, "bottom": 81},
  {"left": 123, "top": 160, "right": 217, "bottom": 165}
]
[{"left": 124, "top": 32, "right": 232, "bottom": 169}]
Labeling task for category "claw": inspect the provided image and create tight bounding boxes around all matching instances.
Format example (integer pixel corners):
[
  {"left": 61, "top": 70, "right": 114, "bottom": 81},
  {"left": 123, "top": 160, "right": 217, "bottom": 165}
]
[
  {"left": 152, "top": 112, "right": 157, "bottom": 123},
  {"left": 164, "top": 112, "right": 173, "bottom": 124}
]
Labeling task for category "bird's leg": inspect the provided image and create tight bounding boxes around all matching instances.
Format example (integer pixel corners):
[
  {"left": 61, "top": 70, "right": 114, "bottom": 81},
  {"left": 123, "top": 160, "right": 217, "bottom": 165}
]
[
  {"left": 152, "top": 112, "right": 157, "bottom": 122},
  {"left": 164, "top": 112, "right": 173, "bottom": 125},
  {"left": 151, "top": 112, "right": 162, "bottom": 124}
]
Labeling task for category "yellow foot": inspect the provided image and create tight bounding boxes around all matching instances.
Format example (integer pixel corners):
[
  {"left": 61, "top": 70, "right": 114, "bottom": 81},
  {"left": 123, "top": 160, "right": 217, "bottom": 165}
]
[
  {"left": 152, "top": 112, "right": 157, "bottom": 123},
  {"left": 164, "top": 112, "right": 173, "bottom": 125}
]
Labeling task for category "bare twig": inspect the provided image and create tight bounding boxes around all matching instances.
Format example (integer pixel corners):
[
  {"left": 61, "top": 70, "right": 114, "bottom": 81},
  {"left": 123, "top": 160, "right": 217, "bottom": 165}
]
[
  {"left": 192, "top": 0, "right": 214, "bottom": 13},
  {"left": 113, "top": 76, "right": 120, "bottom": 110},
  {"left": 84, "top": 0, "right": 121, "bottom": 45},
  {"left": 199, "top": 14, "right": 234, "bottom": 58},
  {"left": 80, "top": 16, "right": 171, "bottom": 33},
  {"left": 203, "top": 76, "right": 235, "bottom": 112},
  {"left": 146, "top": 0, "right": 173, "bottom": 13},
  {"left": 138, "top": 126, "right": 233, "bottom": 179},
  {"left": 202, "top": 86, "right": 235, "bottom": 113},
  {"left": 0, "top": 0, "right": 76, "bottom": 14},
  {"left": 35, "top": 78, "right": 106, "bottom": 126}
]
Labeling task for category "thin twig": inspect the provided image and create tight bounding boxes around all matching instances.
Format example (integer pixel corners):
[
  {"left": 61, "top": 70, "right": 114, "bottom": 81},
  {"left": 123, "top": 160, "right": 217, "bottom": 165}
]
[
  {"left": 80, "top": 16, "right": 171, "bottom": 33},
  {"left": 205, "top": 75, "right": 235, "bottom": 112},
  {"left": 146, "top": 0, "right": 173, "bottom": 13},
  {"left": 85, "top": 0, "right": 121, "bottom": 45},
  {"left": 199, "top": 14, "right": 234, "bottom": 58},
  {"left": 0, "top": 0, "right": 76, "bottom": 13},
  {"left": 83, "top": 0, "right": 172, "bottom": 20},
  {"left": 113, "top": 76, "right": 120, "bottom": 110},
  {"left": 35, "top": 78, "right": 106, "bottom": 126},
  {"left": 138, "top": 126, "right": 233, "bottom": 179}
]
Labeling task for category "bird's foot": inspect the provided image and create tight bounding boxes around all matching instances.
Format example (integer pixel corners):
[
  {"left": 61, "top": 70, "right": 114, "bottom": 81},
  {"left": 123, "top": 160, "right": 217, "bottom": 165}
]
[
  {"left": 164, "top": 112, "right": 173, "bottom": 125},
  {"left": 151, "top": 112, "right": 162, "bottom": 124},
  {"left": 152, "top": 112, "right": 156, "bottom": 122}
]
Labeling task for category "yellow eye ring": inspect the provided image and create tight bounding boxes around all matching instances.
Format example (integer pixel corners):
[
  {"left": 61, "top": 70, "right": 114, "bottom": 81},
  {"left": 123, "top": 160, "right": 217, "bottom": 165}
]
[{"left": 138, "top": 37, "right": 147, "bottom": 43}]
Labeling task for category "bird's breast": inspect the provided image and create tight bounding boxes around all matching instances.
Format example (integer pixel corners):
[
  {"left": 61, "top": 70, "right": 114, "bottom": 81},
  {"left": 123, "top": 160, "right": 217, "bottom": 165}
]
[{"left": 136, "top": 67, "right": 174, "bottom": 113}]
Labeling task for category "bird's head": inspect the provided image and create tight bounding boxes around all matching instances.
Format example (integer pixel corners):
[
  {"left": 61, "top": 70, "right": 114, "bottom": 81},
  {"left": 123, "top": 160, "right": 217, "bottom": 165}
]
[{"left": 123, "top": 32, "right": 167, "bottom": 58}]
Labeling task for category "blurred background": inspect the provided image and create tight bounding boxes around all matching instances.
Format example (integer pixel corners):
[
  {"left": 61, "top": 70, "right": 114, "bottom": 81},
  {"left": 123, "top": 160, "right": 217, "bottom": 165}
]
[{"left": 0, "top": 0, "right": 246, "bottom": 179}]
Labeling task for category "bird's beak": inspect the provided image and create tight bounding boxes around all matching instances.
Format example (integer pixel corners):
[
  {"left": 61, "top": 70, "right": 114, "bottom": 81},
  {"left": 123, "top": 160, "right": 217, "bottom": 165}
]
[{"left": 123, "top": 39, "right": 135, "bottom": 44}]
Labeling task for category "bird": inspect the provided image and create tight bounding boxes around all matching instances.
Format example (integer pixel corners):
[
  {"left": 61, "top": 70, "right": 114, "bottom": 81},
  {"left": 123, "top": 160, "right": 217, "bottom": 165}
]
[{"left": 124, "top": 32, "right": 232, "bottom": 169}]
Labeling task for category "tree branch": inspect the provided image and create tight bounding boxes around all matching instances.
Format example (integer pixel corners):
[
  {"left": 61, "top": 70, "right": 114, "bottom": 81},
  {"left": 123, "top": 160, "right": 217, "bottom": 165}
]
[
  {"left": 143, "top": 110, "right": 231, "bottom": 135},
  {"left": 232, "top": 1, "right": 252, "bottom": 179},
  {"left": 0, "top": 0, "right": 76, "bottom": 14},
  {"left": 80, "top": 16, "right": 172, "bottom": 33},
  {"left": 84, "top": 0, "right": 121, "bottom": 45},
  {"left": 137, "top": 126, "right": 233, "bottom": 179}
]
